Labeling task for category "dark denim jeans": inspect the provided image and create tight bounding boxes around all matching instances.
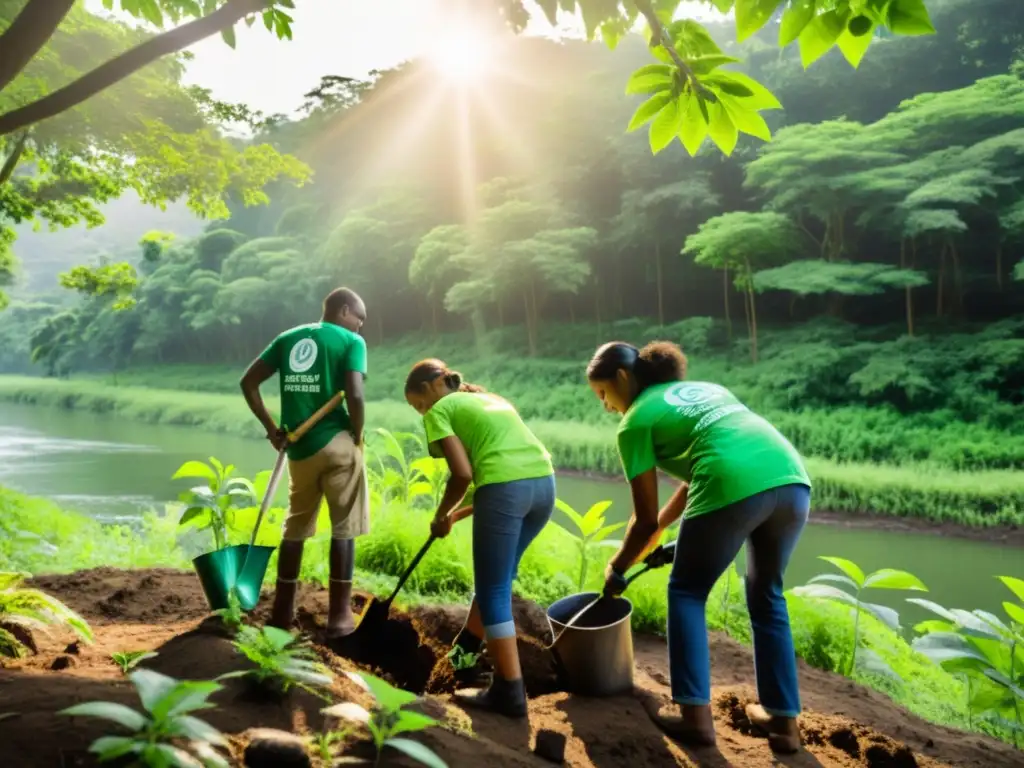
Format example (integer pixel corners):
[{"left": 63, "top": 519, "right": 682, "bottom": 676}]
[
  {"left": 472, "top": 475, "right": 556, "bottom": 639},
  {"left": 667, "top": 483, "right": 810, "bottom": 717}
]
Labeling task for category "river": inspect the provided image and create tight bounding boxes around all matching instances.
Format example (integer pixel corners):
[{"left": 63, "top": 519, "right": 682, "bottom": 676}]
[{"left": 1, "top": 401, "right": 1019, "bottom": 622}]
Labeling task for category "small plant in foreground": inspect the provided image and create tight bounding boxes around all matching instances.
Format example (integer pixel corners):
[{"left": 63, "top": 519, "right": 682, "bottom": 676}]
[
  {"left": 220, "top": 625, "right": 333, "bottom": 697},
  {"left": 310, "top": 724, "right": 354, "bottom": 766},
  {"left": 910, "top": 576, "right": 1024, "bottom": 746},
  {"left": 0, "top": 571, "right": 92, "bottom": 658},
  {"left": 791, "top": 556, "right": 927, "bottom": 677},
  {"left": 60, "top": 668, "right": 229, "bottom": 767},
  {"left": 323, "top": 670, "right": 447, "bottom": 768},
  {"left": 112, "top": 650, "right": 158, "bottom": 675},
  {"left": 212, "top": 589, "right": 245, "bottom": 634},
  {"left": 173, "top": 456, "right": 257, "bottom": 552},
  {"left": 446, "top": 645, "right": 480, "bottom": 672},
  {"left": 555, "top": 499, "right": 624, "bottom": 592}
]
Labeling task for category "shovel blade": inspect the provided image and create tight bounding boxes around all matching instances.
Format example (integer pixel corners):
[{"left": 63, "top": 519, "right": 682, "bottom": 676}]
[{"left": 192, "top": 544, "right": 275, "bottom": 613}]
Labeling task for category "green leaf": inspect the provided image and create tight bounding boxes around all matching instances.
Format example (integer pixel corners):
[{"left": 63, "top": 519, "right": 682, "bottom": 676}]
[
  {"left": 322, "top": 702, "right": 371, "bottom": 723},
  {"left": 385, "top": 738, "right": 449, "bottom": 768},
  {"left": 798, "top": 9, "right": 848, "bottom": 68},
  {"left": 703, "top": 71, "right": 781, "bottom": 110},
  {"left": 863, "top": 568, "right": 927, "bottom": 591},
  {"left": 714, "top": 80, "right": 754, "bottom": 98},
  {"left": 582, "top": 500, "right": 614, "bottom": 530},
  {"left": 169, "top": 715, "right": 226, "bottom": 746},
  {"left": 61, "top": 702, "right": 148, "bottom": 731},
  {"left": 262, "top": 626, "right": 297, "bottom": 651},
  {"left": 808, "top": 573, "right": 859, "bottom": 591},
  {"left": 906, "top": 598, "right": 957, "bottom": 622},
  {"left": 590, "top": 522, "right": 626, "bottom": 543},
  {"left": 1003, "top": 602, "right": 1024, "bottom": 626},
  {"left": 179, "top": 507, "right": 210, "bottom": 528},
  {"left": 625, "top": 67, "right": 674, "bottom": 95},
  {"left": 791, "top": 583, "right": 859, "bottom": 607},
  {"left": 886, "top": 0, "right": 936, "bottom": 36},
  {"left": 221, "top": 25, "right": 237, "bottom": 49},
  {"left": 678, "top": 92, "right": 708, "bottom": 156},
  {"left": 89, "top": 736, "right": 140, "bottom": 760},
  {"left": 817, "top": 556, "right": 866, "bottom": 588},
  {"left": 998, "top": 576, "right": 1024, "bottom": 604},
  {"left": 687, "top": 54, "right": 741, "bottom": 76},
  {"left": 172, "top": 461, "right": 217, "bottom": 483},
  {"left": 860, "top": 601, "right": 901, "bottom": 632},
  {"left": 779, "top": 0, "right": 815, "bottom": 46},
  {"left": 735, "top": 0, "right": 784, "bottom": 42},
  {"left": 346, "top": 671, "right": 419, "bottom": 710},
  {"left": 391, "top": 709, "right": 441, "bottom": 736},
  {"left": 985, "top": 668, "right": 1024, "bottom": 699},
  {"left": 627, "top": 92, "right": 673, "bottom": 132},
  {"left": 555, "top": 499, "right": 585, "bottom": 533},
  {"left": 192, "top": 741, "right": 231, "bottom": 768},
  {"left": 149, "top": 743, "right": 205, "bottom": 768},
  {"left": 707, "top": 103, "right": 738, "bottom": 156},
  {"left": 837, "top": 25, "right": 875, "bottom": 68}
]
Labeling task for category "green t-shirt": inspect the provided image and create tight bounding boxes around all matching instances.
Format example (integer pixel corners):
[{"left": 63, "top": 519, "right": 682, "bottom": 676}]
[
  {"left": 259, "top": 322, "right": 368, "bottom": 461},
  {"left": 616, "top": 381, "right": 811, "bottom": 519},
  {"left": 422, "top": 392, "right": 554, "bottom": 488}
]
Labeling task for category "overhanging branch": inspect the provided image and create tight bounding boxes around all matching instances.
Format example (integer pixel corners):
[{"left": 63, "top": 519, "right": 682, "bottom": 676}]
[
  {"left": 0, "top": 0, "right": 76, "bottom": 94},
  {"left": 0, "top": 0, "right": 271, "bottom": 137},
  {"left": 0, "top": 132, "right": 30, "bottom": 186}
]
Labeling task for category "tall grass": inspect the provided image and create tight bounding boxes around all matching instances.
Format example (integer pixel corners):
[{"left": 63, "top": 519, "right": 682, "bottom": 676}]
[
  {"left": 0, "top": 484, "right": 1012, "bottom": 746},
  {"left": 1, "top": 375, "right": 1022, "bottom": 527}
]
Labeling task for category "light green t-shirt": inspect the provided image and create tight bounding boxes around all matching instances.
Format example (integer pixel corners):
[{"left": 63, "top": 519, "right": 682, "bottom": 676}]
[
  {"left": 422, "top": 392, "right": 554, "bottom": 488},
  {"left": 259, "top": 322, "right": 368, "bottom": 461},
  {"left": 616, "top": 381, "right": 811, "bottom": 519}
]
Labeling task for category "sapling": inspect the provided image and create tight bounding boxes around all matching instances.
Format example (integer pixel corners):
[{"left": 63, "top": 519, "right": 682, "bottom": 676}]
[
  {"left": 172, "top": 456, "right": 257, "bottom": 552},
  {"left": 111, "top": 650, "right": 158, "bottom": 675},
  {"left": 323, "top": 671, "right": 447, "bottom": 768},
  {"left": 0, "top": 571, "right": 93, "bottom": 658},
  {"left": 791, "top": 556, "right": 928, "bottom": 677},
  {"left": 60, "top": 668, "right": 229, "bottom": 768},
  {"left": 446, "top": 645, "right": 481, "bottom": 672},
  {"left": 220, "top": 625, "right": 334, "bottom": 698},
  {"left": 555, "top": 499, "right": 624, "bottom": 592},
  {"left": 212, "top": 589, "right": 245, "bottom": 634}
]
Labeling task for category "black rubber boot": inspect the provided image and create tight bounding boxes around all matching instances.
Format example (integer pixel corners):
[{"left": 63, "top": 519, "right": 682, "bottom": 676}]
[{"left": 453, "top": 676, "right": 527, "bottom": 719}]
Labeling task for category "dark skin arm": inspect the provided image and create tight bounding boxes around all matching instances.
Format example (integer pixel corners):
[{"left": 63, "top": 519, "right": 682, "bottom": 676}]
[
  {"left": 344, "top": 369, "right": 365, "bottom": 446},
  {"left": 608, "top": 468, "right": 662, "bottom": 576},
  {"left": 638, "top": 478, "right": 689, "bottom": 561},
  {"left": 429, "top": 436, "right": 473, "bottom": 537},
  {"left": 240, "top": 358, "right": 286, "bottom": 450}
]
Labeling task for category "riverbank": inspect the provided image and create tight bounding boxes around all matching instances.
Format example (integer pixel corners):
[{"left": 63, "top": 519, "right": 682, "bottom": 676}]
[
  {"left": 3, "top": 484, "right": 1023, "bottom": 752},
  {"left": 2, "top": 375, "right": 1023, "bottom": 532}
]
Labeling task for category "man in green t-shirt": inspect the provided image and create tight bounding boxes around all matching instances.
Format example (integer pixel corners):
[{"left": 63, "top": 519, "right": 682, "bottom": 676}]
[{"left": 240, "top": 287, "right": 369, "bottom": 638}]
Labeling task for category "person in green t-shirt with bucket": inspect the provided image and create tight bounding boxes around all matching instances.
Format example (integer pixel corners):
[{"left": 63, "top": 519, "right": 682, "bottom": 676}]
[
  {"left": 586, "top": 340, "right": 811, "bottom": 754},
  {"left": 404, "top": 359, "right": 556, "bottom": 719},
  {"left": 240, "top": 287, "right": 369, "bottom": 639}
]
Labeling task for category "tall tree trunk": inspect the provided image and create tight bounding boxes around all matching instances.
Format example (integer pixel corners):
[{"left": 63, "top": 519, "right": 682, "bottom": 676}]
[
  {"left": 748, "top": 287, "right": 759, "bottom": 364},
  {"left": 722, "top": 267, "right": 732, "bottom": 341},
  {"left": 655, "top": 242, "right": 664, "bottom": 326},
  {"left": 0, "top": 131, "right": 30, "bottom": 185},
  {"left": 901, "top": 238, "right": 915, "bottom": 337},
  {"left": 996, "top": 242, "right": 1004, "bottom": 292}
]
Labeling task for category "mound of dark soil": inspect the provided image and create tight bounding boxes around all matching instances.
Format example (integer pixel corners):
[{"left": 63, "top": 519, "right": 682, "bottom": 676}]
[{"left": 3, "top": 568, "right": 1020, "bottom": 768}]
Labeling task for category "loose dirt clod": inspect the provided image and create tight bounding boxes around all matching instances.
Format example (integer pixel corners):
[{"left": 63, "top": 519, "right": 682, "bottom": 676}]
[{"left": 534, "top": 729, "right": 566, "bottom": 763}]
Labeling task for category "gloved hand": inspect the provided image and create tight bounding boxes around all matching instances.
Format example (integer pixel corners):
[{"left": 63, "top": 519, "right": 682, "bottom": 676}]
[{"left": 643, "top": 541, "right": 677, "bottom": 569}]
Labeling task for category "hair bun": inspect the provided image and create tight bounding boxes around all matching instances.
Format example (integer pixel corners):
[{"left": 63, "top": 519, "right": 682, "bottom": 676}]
[{"left": 444, "top": 371, "right": 463, "bottom": 389}]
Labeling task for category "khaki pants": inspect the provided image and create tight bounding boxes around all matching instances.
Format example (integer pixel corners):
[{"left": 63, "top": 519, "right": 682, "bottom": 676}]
[{"left": 283, "top": 432, "right": 370, "bottom": 542}]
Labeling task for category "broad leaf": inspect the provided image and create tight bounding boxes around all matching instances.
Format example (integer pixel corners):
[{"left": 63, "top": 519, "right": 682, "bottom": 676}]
[
  {"left": 860, "top": 601, "right": 901, "bottom": 632},
  {"left": 863, "top": 569, "right": 927, "bottom": 592},
  {"left": 179, "top": 507, "right": 211, "bottom": 528},
  {"left": 912, "top": 632, "right": 990, "bottom": 670},
  {"left": 263, "top": 626, "right": 297, "bottom": 651},
  {"left": 168, "top": 715, "right": 227, "bottom": 746},
  {"left": 346, "top": 671, "right": 418, "bottom": 710},
  {"left": 131, "top": 668, "right": 180, "bottom": 715},
  {"left": 391, "top": 709, "right": 441, "bottom": 736},
  {"left": 906, "top": 598, "right": 956, "bottom": 622},
  {"left": 808, "top": 573, "right": 859, "bottom": 592},
  {"left": 707, "top": 102, "right": 738, "bottom": 156},
  {"left": 625, "top": 72, "right": 673, "bottom": 96},
  {"left": 998, "top": 576, "right": 1024, "bottom": 604},
  {"left": 791, "top": 583, "right": 859, "bottom": 607},
  {"left": 61, "top": 702, "right": 148, "bottom": 731},
  {"left": 385, "top": 738, "right": 449, "bottom": 768},
  {"left": 817, "top": 556, "right": 866, "bottom": 588},
  {"left": 836, "top": 25, "right": 874, "bottom": 68},
  {"left": 688, "top": 54, "right": 741, "bottom": 75},
  {"left": 857, "top": 647, "right": 902, "bottom": 683},
  {"left": 554, "top": 499, "right": 586, "bottom": 533},
  {"left": 985, "top": 668, "right": 1024, "bottom": 699},
  {"left": 627, "top": 92, "right": 672, "bottom": 133},
  {"left": 581, "top": 500, "right": 614, "bottom": 529},
  {"left": 590, "top": 523, "right": 625, "bottom": 543},
  {"left": 779, "top": 0, "right": 814, "bottom": 46},
  {"left": 703, "top": 71, "right": 781, "bottom": 110},
  {"left": 191, "top": 741, "right": 231, "bottom": 768},
  {"left": 322, "top": 701, "right": 371, "bottom": 723},
  {"left": 886, "top": 0, "right": 936, "bottom": 36},
  {"left": 1003, "top": 601, "right": 1024, "bottom": 627},
  {"left": 735, "top": 0, "right": 783, "bottom": 42},
  {"left": 678, "top": 92, "right": 708, "bottom": 155},
  {"left": 172, "top": 461, "right": 217, "bottom": 483},
  {"left": 798, "top": 9, "right": 848, "bottom": 68},
  {"left": 90, "top": 736, "right": 141, "bottom": 760}
]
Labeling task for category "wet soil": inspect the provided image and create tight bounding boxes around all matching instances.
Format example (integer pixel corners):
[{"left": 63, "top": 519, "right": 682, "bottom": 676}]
[{"left": 1, "top": 568, "right": 1020, "bottom": 767}]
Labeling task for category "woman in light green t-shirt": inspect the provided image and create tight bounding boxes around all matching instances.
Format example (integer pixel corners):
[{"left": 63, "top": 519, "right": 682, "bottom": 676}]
[
  {"left": 586, "top": 340, "right": 810, "bottom": 754},
  {"left": 404, "top": 358, "right": 555, "bottom": 719}
]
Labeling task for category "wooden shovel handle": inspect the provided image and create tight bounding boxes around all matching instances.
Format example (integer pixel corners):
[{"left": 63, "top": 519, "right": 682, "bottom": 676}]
[{"left": 287, "top": 391, "right": 345, "bottom": 443}]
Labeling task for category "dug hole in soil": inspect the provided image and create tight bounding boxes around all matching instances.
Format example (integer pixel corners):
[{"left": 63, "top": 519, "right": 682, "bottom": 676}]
[{"left": 1, "top": 568, "right": 1021, "bottom": 768}]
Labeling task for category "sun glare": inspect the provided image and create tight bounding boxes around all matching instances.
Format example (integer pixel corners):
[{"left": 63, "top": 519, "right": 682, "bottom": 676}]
[{"left": 426, "top": 24, "right": 491, "bottom": 85}]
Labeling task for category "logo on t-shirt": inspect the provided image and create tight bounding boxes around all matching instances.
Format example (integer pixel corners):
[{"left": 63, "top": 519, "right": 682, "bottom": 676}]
[
  {"left": 663, "top": 382, "right": 727, "bottom": 407},
  {"left": 289, "top": 338, "right": 318, "bottom": 373}
]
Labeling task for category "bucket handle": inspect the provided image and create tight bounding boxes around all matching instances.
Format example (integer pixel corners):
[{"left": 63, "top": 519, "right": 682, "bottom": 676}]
[{"left": 247, "top": 391, "right": 347, "bottom": 548}]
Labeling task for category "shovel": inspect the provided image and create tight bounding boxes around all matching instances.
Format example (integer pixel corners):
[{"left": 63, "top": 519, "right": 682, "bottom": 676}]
[
  {"left": 546, "top": 540, "right": 677, "bottom": 650},
  {"left": 192, "top": 392, "right": 346, "bottom": 613},
  {"left": 346, "top": 533, "right": 437, "bottom": 642}
]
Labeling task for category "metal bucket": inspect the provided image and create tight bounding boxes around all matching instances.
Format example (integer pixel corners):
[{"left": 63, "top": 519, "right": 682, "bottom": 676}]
[{"left": 547, "top": 592, "right": 634, "bottom": 697}]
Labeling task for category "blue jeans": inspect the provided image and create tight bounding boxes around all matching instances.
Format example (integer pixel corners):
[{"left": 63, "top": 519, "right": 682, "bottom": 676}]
[
  {"left": 667, "top": 483, "right": 810, "bottom": 717},
  {"left": 472, "top": 475, "right": 556, "bottom": 640}
]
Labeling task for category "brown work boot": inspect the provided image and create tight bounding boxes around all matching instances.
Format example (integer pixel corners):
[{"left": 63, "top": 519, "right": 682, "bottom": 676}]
[
  {"left": 643, "top": 700, "right": 717, "bottom": 747},
  {"left": 745, "top": 703, "right": 801, "bottom": 754}
]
